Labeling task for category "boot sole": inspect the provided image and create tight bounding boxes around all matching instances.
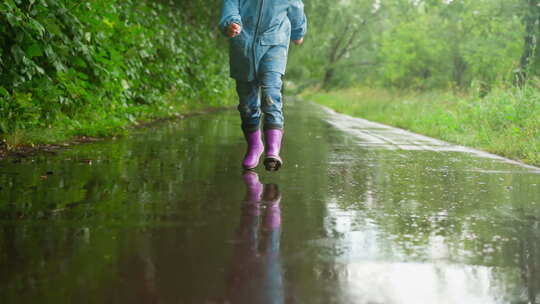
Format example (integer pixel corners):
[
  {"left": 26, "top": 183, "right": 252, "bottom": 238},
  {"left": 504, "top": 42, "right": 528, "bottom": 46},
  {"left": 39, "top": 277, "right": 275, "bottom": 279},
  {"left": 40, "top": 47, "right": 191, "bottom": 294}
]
[
  {"left": 242, "top": 165, "right": 258, "bottom": 171},
  {"left": 264, "top": 157, "right": 282, "bottom": 172}
]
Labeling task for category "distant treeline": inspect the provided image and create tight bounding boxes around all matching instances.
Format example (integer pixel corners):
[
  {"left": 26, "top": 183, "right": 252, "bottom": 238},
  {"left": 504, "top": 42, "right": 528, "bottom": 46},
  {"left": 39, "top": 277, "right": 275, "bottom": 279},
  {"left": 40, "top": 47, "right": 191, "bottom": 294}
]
[
  {"left": 289, "top": 0, "right": 540, "bottom": 90},
  {"left": 0, "top": 0, "right": 231, "bottom": 136},
  {"left": 299, "top": 0, "right": 540, "bottom": 165}
]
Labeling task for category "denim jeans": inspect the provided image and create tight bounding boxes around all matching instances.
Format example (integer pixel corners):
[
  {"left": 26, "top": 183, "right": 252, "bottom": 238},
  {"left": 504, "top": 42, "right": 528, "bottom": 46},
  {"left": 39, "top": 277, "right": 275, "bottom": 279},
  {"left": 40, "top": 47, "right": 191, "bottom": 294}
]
[{"left": 236, "top": 71, "right": 284, "bottom": 132}]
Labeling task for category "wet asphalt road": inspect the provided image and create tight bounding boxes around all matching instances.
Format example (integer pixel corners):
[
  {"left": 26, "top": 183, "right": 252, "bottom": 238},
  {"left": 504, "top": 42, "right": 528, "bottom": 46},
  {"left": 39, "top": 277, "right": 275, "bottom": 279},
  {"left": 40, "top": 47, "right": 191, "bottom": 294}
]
[{"left": 1, "top": 100, "right": 540, "bottom": 304}]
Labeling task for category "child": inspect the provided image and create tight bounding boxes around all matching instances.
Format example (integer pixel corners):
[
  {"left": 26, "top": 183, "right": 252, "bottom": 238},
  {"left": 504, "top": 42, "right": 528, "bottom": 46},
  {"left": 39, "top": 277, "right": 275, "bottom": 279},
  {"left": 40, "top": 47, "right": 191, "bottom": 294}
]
[{"left": 219, "top": 0, "right": 307, "bottom": 171}]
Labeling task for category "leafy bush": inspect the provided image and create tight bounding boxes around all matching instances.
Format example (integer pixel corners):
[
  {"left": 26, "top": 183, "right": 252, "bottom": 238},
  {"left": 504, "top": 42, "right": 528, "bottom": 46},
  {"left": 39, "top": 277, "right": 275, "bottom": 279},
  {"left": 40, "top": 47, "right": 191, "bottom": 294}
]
[{"left": 0, "top": 0, "right": 233, "bottom": 137}]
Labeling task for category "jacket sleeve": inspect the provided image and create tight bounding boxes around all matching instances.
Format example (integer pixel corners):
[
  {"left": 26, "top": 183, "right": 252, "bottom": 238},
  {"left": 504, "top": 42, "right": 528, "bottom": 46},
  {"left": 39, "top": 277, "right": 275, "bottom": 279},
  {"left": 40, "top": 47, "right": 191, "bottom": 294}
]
[
  {"left": 219, "top": 0, "right": 243, "bottom": 37},
  {"left": 287, "top": 0, "right": 307, "bottom": 41}
]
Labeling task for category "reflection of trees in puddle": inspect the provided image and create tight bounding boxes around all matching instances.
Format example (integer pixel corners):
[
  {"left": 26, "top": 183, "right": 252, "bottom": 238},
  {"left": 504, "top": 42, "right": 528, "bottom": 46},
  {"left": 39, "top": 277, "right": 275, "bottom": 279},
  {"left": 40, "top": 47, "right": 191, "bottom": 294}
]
[
  {"left": 223, "top": 172, "right": 284, "bottom": 304},
  {"left": 322, "top": 150, "right": 540, "bottom": 302}
]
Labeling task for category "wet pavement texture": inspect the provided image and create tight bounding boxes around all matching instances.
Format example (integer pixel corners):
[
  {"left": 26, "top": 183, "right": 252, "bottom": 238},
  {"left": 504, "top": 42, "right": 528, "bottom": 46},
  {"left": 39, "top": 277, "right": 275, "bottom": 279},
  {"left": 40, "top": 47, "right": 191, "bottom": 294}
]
[{"left": 1, "top": 100, "right": 540, "bottom": 304}]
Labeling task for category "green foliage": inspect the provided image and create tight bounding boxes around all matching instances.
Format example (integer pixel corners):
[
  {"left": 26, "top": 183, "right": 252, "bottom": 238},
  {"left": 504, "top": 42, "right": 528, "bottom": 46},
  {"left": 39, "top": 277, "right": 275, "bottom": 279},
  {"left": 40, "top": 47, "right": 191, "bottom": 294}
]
[
  {"left": 0, "top": 0, "right": 234, "bottom": 138},
  {"left": 379, "top": 14, "right": 452, "bottom": 89},
  {"left": 295, "top": 0, "right": 537, "bottom": 166},
  {"left": 289, "top": 0, "right": 526, "bottom": 91},
  {"left": 288, "top": 0, "right": 380, "bottom": 89}
]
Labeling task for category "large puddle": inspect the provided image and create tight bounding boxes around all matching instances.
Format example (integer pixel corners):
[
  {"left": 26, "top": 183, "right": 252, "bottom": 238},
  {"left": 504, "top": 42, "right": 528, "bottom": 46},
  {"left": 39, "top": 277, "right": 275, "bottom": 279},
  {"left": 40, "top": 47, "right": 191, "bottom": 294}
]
[{"left": 1, "top": 100, "right": 539, "bottom": 303}]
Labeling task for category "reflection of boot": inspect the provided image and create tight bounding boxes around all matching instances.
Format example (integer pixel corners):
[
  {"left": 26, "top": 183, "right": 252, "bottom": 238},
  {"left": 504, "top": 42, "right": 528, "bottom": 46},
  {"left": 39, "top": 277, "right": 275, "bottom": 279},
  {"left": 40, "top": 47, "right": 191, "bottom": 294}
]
[
  {"left": 242, "top": 129, "right": 264, "bottom": 170},
  {"left": 264, "top": 129, "right": 283, "bottom": 172},
  {"left": 242, "top": 171, "right": 263, "bottom": 216},
  {"left": 263, "top": 184, "right": 281, "bottom": 230}
]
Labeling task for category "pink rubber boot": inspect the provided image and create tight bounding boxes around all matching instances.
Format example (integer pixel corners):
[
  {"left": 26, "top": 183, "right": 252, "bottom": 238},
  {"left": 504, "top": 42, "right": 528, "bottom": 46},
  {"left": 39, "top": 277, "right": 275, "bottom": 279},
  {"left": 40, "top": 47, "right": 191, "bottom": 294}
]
[
  {"left": 264, "top": 129, "right": 283, "bottom": 171},
  {"left": 242, "top": 129, "right": 264, "bottom": 170}
]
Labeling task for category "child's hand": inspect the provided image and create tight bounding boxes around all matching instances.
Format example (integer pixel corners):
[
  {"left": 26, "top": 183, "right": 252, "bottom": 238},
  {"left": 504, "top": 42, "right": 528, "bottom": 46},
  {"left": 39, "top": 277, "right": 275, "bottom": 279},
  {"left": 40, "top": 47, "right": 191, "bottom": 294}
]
[
  {"left": 293, "top": 38, "right": 304, "bottom": 45},
  {"left": 227, "top": 23, "right": 242, "bottom": 38}
]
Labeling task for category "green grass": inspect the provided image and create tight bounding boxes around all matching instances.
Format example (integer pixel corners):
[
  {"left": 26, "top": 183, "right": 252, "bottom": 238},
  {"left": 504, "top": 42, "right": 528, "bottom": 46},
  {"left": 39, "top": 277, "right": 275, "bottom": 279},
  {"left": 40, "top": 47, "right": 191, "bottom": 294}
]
[
  {"left": 302, "top": 85, "right": 540, "bottom": 166},
  {"left": 2, "top": 88, "right": 236, "bottom": 149}
]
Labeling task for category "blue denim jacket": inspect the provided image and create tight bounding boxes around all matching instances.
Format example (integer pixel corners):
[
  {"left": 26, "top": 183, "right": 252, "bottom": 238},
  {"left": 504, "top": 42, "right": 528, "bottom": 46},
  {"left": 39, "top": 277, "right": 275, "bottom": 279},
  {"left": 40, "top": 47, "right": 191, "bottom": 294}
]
[{"left": 219, "top": 0, "right": 307, "bottom": 81}]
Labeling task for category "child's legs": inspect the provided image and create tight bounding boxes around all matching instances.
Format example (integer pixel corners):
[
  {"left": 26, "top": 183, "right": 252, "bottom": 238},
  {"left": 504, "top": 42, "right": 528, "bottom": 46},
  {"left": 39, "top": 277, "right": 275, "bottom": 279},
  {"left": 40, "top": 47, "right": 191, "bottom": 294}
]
[
  {"left": 259, "top": 72, "right": 284, "bottom": 130},
  {"left": 236, "top": 80, "right": 261, "bottom": 132}
]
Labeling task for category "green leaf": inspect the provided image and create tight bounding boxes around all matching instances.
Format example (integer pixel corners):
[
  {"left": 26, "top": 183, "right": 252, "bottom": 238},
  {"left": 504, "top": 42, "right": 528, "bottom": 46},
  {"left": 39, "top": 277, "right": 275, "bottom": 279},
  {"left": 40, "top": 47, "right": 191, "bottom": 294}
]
[
  {"left": 73, "top": 56, "right": 87, "bottom": 68},
  {"left": 35, "top": 64, "right": 45, "bottom": 74},
  {"left": 44, "top": 20, "right": 62, "bottom": 36},
  {"left": 25, "top": 43, "right": 43, "bottom": 58},
  {"left": 28, "top": 18, "right": 46, "bottom": 38},
  {"left": 0, "top": 87, "right": 9, "bottom": 97}
]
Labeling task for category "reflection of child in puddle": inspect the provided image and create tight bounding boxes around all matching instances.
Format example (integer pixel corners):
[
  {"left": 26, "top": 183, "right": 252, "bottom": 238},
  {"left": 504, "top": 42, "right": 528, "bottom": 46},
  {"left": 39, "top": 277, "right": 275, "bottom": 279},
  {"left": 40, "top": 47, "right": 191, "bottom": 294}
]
[{"left": 224, "top": 171, "right": 284, "bottom": 304}]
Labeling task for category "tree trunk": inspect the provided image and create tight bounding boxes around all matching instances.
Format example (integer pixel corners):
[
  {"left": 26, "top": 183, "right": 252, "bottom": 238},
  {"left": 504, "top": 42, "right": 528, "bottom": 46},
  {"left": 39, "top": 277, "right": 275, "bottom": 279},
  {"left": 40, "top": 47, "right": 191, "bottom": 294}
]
[
  {"left": 517, "top": 0, "right": 540, "bottom": 85},
  {"left": 452, "top": 54, "right": 467, "bottom": 88},
  {"left": 322, "top": 67, "right": 335, "bottom": 90}
]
